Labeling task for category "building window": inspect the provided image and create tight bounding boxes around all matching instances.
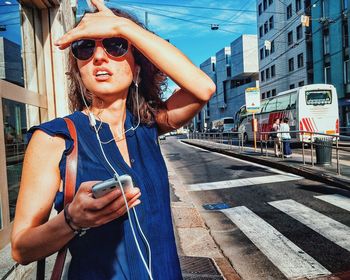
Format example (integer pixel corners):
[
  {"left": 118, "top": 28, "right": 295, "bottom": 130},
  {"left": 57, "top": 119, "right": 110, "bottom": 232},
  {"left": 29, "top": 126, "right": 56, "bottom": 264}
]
[
  {"left": 288, "top": 58, "right": 294, "bottom": 72},
  {"left": 263, "top": 0, "right": 267, "bottom": 10},
  {"left": 271, "top": 40, "right": 275, "bottom": 53},
  {"left": 343, "top": 0, "right": 348, "bottom": 10},
  {"left": 259, "top": 26, "right": 263, "bottom": 38},
  {"left": 323, "top": 30, "right": 330, "bottom": 55},
  {"left": 262, "top": 92, "right": 266, "bottom": 99},
  {"left": 288, "top": 31, "right": 293, "bottom": 45},
  {"left": 296, "top": 0, "right": 301, "bottom": 11},
  {"left": 290, "top": 84, "right": 295, "bottom": 89},
  {"left": 259, "top": 3, "right": 263, "bottom": 15},
  {"left": 269, "top": 16, "right": 274, "bottom": 29},
  {"left": 296, "top": 24, "right": 303, "bottom": 40},
  {"left": 272, "top": 89, "right": 276, "bottom": 96},
  {"left": 265, "top": 48, "right": 270, "bottom": 57},
  {"left": 261, "top": 70, "right": 265, "bottom": 82},
  {"left": 287, "top": 4, "right": 293, "bottom": 19},
  {"left": 324, "top": 65, "right": 331, "bottom": 83},
  {"left": 298, "top": 81, "right": 305, "bottom": 87},
  {"left": 226, "top": 66, "right": 231, "bottom": 77},
  {"left": 344, "top": 60, "right": 350, "bottom": 84},
  {"left": 267, "top": 91, "right": 271, "bottom": 98},
  {"left": 211, "top": 62, "right": 215, "bottom": 72},
  {"left": 297, "top": 53, "right": 304, "bottom": 68},
  {"left": 264, "top": 21, "right": 269, "bottom": 34},
  {"left": 271, "top": 65, "right": 276, "bottom": 77},
  {"left": 266, "top": 68, "right": 270, "bottom": 79},
  {"left": 260, "top": 48, "right": 264, "bottom": 60},
  {"left": 343, "top": 20, "right": 349, "bottom": 48},
  {"left": 269, "top": 0, "right": 273, "bottom": 4}
]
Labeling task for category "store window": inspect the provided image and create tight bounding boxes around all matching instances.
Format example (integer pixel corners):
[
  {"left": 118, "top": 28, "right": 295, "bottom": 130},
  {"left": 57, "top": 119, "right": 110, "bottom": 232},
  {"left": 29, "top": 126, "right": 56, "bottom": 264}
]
[
  {"left": 3, "top": 99, "right": 41, "bottom": 221},
  {"left": 0, "top": 1, "right": 24, "bottom": 87}
]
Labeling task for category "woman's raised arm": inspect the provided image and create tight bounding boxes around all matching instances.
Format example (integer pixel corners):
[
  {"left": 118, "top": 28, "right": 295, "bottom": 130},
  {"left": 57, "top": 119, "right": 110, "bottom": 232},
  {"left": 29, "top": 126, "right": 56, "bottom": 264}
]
[{"left": 55, "top": 0, "right": 216, "bottom": 133}]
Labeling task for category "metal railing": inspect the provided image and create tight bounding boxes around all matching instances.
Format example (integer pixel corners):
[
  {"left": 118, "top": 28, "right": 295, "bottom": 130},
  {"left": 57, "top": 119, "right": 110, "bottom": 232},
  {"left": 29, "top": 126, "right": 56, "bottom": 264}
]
[
  {"left": 189, "top": 131, "right": 245, "bottom": 152},
  {"left": 188, "top": 130, "right": 350, "bottom": 176}
]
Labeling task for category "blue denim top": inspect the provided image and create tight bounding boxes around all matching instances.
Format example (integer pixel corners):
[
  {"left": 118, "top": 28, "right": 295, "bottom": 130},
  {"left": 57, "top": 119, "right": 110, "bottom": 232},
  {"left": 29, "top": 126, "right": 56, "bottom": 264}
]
[{"left": 28, "top": 110, "right": 182, "bottom": 280}]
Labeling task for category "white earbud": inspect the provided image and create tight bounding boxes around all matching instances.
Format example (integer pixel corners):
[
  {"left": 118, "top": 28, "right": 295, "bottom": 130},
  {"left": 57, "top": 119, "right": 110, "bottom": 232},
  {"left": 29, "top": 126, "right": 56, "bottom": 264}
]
[
  {"left": 134, "top": 65, "right": 141, "bottom": 87},
  {"left": 88, "top": 112, "right": 96, "bottom": 127}
]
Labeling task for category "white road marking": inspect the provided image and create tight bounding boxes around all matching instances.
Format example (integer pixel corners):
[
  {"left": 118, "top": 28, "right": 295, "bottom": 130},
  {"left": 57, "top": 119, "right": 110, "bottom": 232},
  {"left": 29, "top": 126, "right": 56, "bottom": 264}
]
[
  {"left": 180, "top": 140, "right": 302, "bottom": 176},
  {"left": 269, "top": 199, "right": 350, "bottom": 252},
  {"left": 188, "top": 174, "right": 302, "bottom": 191},
  {"left": 315, "top": 194, "right": 350, "bottom": 212},
  {"left": 221, "top": 206, "right": 331, "bottom": 279}
]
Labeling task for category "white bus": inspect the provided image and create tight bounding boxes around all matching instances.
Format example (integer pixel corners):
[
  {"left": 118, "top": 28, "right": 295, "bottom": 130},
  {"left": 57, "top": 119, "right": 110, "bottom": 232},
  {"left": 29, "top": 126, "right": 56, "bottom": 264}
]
[
  {"left": 235, "top": 84, "right": 339, "bottom": 142},
  {"left": 211, "top": 117, "right": 234, "bottom": 133}
]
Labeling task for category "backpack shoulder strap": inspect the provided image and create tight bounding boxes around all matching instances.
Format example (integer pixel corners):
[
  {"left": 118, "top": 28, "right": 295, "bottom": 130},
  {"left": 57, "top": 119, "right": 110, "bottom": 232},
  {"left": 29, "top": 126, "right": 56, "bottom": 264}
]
[{"left": 48, "top": 118, "right": 78, "bottom": 280}]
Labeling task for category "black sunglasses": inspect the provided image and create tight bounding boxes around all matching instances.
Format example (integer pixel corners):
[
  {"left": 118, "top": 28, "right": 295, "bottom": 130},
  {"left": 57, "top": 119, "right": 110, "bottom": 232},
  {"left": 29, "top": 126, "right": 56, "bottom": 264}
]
[{"left": 71, "top": 37, "right": 129, "bottom": 61}]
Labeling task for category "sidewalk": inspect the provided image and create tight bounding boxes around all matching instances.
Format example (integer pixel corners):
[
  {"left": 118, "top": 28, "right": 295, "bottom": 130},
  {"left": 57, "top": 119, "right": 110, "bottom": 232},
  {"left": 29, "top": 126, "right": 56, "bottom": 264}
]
[
  {"left": 165, "top": 156, "right": 241, "bottom": 280},
  {"left": 181, "top": 139, "right": 350, "bottom": 192}
]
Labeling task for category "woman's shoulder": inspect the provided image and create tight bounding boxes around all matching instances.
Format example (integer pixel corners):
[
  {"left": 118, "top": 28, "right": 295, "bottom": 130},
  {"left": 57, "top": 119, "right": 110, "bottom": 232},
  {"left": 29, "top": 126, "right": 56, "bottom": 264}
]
[{"left": 26, "top": 112, "right": 79, "bottom": 146}]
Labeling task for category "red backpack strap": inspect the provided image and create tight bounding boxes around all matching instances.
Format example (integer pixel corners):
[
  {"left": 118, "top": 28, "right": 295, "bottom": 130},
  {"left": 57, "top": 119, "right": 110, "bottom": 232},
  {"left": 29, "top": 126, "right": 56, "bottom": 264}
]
[{"left": 49, "top": 118, "right": 78, "bottom": 280}]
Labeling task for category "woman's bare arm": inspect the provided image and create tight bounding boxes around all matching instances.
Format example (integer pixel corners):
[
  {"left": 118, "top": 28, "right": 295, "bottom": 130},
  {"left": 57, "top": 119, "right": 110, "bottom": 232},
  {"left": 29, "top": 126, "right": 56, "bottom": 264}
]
[{"left": 12, "top": 130, "right": 141, "bottom": 264}]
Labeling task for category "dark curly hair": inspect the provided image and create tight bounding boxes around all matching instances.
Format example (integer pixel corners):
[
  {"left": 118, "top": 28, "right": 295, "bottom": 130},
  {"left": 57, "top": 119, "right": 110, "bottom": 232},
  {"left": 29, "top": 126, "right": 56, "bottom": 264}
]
[{"left": 66, "top": 8, "right": 167, "bottom": 125}]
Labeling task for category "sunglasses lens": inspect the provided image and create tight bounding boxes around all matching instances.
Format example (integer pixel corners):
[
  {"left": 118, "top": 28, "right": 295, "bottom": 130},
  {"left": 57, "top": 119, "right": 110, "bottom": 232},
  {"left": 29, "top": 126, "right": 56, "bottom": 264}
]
[
  {"left": 71, "top": 39, "right": 95, "bottom": 60},
  {"left": 103, "top": 37, "right": 128, "bottom": 57}
]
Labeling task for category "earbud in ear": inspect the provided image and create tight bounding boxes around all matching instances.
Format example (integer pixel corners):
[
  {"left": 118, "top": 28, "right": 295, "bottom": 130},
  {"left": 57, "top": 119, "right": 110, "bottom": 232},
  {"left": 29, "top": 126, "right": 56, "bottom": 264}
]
[{"left": 133, "top": 65, "right": 141, "bottom": 86}]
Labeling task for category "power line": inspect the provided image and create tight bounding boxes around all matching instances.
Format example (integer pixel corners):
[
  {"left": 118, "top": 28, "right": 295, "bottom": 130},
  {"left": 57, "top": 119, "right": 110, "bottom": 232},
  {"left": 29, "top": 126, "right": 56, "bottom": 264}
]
[
  {"left": 118, "top": 3, "right": 244, "bottom": 35},
  {"left": 120, "top": 3, "right": 254, "bottom": 26},
  {"left": 110, "top": 1, "right": 284, "bottom": 14}
]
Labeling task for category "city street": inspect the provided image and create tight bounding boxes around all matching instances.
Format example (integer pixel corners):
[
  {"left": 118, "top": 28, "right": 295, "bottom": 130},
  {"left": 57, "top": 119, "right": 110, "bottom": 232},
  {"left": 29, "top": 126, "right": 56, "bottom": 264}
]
[{"left": 162, "top": 136, "right": 350, "bottom": 280}]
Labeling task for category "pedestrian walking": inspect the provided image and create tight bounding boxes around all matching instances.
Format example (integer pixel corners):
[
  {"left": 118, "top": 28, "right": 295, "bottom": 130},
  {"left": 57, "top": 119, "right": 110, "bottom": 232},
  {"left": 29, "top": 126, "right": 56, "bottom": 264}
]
[
  {"left": 279, "top": 117, "right": 292, "bottom": 157},
  {"left": 11, "top": 1, "right": 215, "bottom": 279},
  {"left": 270, "top": 118, "right": 281, "bottom": 157}
]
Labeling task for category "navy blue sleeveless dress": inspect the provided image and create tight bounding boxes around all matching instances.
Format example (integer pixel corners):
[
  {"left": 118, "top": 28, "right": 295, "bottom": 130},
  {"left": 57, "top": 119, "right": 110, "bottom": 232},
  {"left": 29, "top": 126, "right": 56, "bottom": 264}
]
[{"left": 28, "top": 110, "right": 182, "bottom": 280}]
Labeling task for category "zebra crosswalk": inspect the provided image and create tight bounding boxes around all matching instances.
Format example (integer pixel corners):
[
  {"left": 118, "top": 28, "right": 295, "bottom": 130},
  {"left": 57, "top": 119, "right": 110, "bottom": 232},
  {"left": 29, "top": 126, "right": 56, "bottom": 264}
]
[{"left": 220, "top": 194, "right": 350, "bottom": 280}]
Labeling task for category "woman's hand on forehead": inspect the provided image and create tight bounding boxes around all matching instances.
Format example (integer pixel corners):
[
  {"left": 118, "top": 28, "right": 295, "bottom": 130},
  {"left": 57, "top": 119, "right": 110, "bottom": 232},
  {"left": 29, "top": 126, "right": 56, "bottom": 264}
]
[{"left": 54, "top": 0, "right": 126, "bottom": 50}]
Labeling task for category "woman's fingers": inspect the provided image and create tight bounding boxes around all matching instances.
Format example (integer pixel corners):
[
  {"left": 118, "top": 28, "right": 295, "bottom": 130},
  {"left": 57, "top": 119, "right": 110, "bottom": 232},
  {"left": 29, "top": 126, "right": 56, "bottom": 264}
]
[{"left": 91, "top": 0, "right": 109, "bottom": 12}]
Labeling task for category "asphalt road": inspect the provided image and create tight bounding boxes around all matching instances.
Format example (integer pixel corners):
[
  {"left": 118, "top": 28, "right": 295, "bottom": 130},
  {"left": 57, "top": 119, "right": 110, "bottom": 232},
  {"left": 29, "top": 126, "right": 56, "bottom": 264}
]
[{"left": 162, "top": 136, "right": 350, "bottom": 280}]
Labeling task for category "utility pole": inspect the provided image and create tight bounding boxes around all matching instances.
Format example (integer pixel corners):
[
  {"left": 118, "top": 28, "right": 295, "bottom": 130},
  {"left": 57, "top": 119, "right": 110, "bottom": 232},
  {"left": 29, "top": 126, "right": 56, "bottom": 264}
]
[{"left": 145, "top": 11, "right": 149, "bottom": 29}]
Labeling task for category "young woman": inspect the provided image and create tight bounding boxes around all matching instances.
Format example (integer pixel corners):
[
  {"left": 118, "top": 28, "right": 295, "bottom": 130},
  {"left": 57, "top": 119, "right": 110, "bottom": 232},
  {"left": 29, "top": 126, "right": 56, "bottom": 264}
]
[{"left": 11, "top": 0, "right": 215, "bottom": 279}]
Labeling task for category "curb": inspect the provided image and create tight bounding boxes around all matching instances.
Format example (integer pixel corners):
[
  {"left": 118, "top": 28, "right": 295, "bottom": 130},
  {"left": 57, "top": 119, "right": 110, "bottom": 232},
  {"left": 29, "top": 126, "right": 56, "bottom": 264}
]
[{"left": 181, "top": 140, "right": 350, "bottom": 192}]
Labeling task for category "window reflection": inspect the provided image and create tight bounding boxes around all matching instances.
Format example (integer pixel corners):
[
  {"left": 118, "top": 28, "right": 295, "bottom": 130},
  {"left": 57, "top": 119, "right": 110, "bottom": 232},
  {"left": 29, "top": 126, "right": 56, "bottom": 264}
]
[
  {"left": 3, "top": 98, "right": 40, "bottom": 221},
  {"left": 0, "top": 0, "right": 24, "bottom": 87}
]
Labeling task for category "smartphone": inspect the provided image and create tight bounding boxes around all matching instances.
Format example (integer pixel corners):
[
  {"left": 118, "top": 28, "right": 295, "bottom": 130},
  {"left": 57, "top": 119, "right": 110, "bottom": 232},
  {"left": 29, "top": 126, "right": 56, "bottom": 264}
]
[{"left": 92, "top": 174, "right": 134, "bottom": 199}]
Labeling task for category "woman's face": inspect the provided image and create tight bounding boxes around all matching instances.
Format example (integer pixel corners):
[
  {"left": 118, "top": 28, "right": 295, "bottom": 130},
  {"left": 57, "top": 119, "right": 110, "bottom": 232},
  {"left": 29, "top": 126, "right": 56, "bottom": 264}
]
[{"left": 77, "top": 40, "right": 135, "bottom": 100}]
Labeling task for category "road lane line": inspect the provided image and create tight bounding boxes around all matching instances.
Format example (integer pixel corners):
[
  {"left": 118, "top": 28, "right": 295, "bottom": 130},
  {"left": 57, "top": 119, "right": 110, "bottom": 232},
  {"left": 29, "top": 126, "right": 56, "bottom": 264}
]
[
  {"left": 269, "top": 199, "right": 350, "bottom": 252},
  {"left": 188, "top": 174, "right": 302, "bottom": 191},
  {"left": 315, "top": 194, "right": 350, "bottom": 212},
  {"left": 180, "top": 140, "right": 303, "bottom": 176},
  {"left": 221, "top": 206, "right": 331, "bottom": 279}
]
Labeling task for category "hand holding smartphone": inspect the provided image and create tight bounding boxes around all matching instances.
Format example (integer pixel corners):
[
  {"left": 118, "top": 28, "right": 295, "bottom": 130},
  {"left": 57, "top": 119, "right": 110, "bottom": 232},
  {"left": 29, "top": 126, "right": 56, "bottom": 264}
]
[{"left": 92, "top": 174, "right": 134, "bottom": 199}]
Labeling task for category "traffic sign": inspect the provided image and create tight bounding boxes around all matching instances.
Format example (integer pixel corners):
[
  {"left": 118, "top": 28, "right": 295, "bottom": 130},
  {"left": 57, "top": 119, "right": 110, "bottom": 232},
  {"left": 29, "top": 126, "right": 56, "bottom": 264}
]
[{"left": 245, "top": 87, "right": 261, "bottom": 113}]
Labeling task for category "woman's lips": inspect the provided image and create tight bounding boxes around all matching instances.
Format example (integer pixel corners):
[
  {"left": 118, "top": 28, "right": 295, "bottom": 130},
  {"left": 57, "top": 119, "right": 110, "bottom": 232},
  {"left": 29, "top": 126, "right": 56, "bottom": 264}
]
[{"left": 95, "top": 74, "right": 111, "bottom": 81}]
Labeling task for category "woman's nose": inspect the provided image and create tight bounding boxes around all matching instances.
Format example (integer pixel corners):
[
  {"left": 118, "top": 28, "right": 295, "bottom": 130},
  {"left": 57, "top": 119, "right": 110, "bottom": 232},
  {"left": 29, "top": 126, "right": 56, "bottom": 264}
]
[{"left": 93, "top": 41, "right": 108, "bottom": 62}]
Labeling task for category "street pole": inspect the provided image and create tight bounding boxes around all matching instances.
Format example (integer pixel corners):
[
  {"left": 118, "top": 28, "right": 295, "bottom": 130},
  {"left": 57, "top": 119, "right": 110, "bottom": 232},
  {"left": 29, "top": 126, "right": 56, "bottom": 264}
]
[
  {"left": 253, "top": 113, "right": 257, "bottom": 151},
  {"left": 145, "top": 11, "right": 149, "bottom": 28}
]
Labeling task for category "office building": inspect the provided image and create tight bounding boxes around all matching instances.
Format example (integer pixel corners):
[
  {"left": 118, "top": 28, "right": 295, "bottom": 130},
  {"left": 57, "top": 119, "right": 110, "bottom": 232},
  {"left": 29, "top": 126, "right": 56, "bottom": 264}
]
[
  {"left": 197, "top": 35, "right": 259, "bottom": 131},
  {"left": 311, "top": 0, "right": 350, "bottom": 127},
  {"left": 257, "top": 0, "right": 312, "bottom": 99}
]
